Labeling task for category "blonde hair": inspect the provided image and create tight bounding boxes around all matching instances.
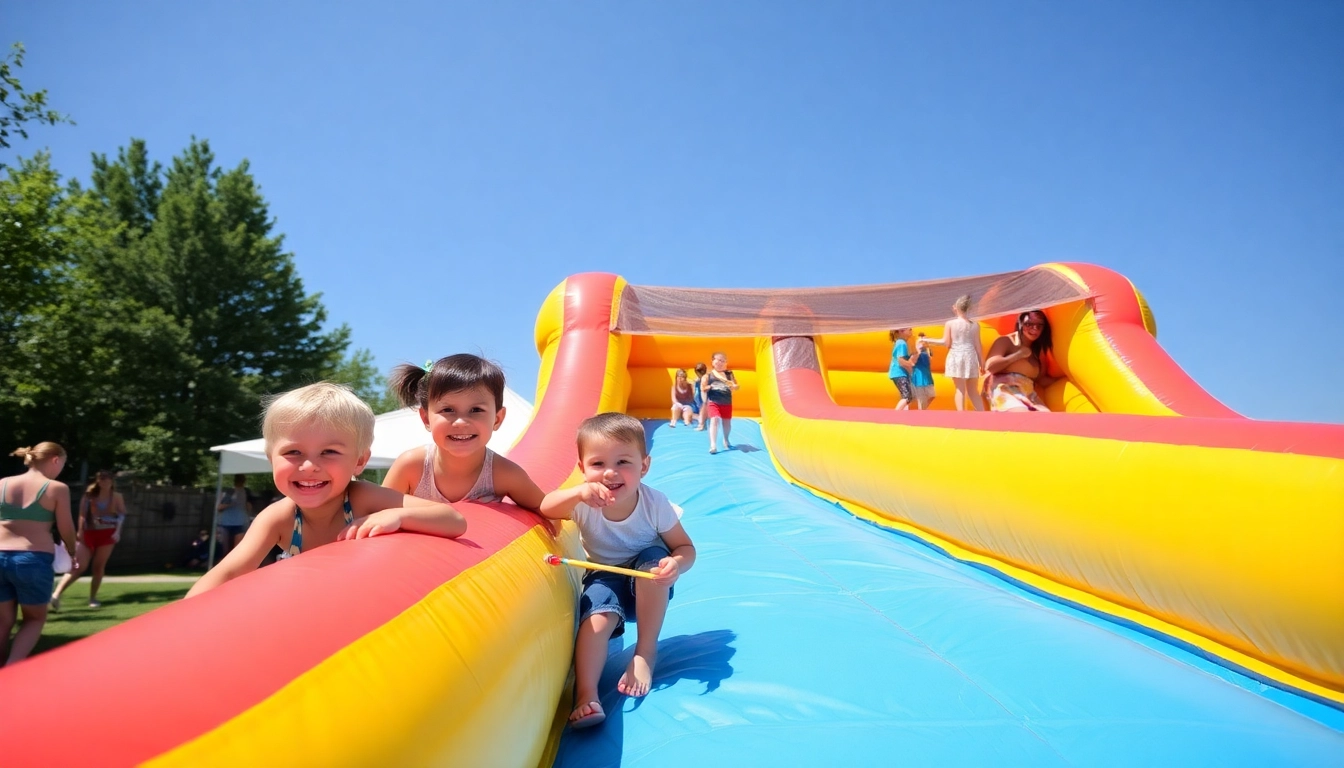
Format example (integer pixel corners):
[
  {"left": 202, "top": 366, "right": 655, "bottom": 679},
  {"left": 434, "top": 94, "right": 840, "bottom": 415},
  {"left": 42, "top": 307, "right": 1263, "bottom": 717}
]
[
  {"left": 576, "top": 413, "right": 647, "bottom": 459},
  {"left": 10, "top": 442, "right": 66, "bottom": 467},
  {"left": 953, "top": 294, "right": 973, "bottom": 314},
  {"left": 262, "top": 383, "right": 375, "bottom": 455}
]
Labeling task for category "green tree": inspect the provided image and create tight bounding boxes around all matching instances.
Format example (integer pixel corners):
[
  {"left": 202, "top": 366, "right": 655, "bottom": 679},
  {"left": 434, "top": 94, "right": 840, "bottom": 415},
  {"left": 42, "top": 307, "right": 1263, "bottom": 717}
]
[
  {"left": 0, "top": 154, "right": 198, "bottom": 475},
  {"left": 0, "top": 153, "right": 71, "bottom": 338},
  {"left": 0, "top": 43, "right": 73, "bottom": 155},
  {"left": 2, "top": 140, "right": 383, "bottom": 485},
  {"left": 327, "top": 348, "right": 401, "bottom": 414},
  {"left": 79, "top": 138, "right": 358, "bottom": 482}
]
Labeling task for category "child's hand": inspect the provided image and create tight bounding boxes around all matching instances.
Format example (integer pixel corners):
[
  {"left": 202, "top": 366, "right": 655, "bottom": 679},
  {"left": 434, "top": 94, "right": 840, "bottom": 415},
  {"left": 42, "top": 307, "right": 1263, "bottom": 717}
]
[
  {"left": 649, "top": 556, "right": 679, "bottom": 587},
  {"left": 339, "top": 510, "right": 405, "bottom": 540},
  {"left": 578, "top": 482, "right": 615, "bottom": 508}
]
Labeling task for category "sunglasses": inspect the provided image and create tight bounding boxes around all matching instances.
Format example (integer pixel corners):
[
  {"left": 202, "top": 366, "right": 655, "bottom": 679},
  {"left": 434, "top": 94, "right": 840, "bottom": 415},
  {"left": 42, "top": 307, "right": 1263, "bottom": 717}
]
[{"left": 1022, "top": 322, "right": 1045, "bottom": 329}]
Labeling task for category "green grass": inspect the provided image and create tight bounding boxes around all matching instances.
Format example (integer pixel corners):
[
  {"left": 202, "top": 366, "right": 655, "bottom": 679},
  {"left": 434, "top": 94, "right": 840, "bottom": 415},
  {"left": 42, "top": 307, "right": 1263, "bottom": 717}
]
[{"left": 31, "top": 579, "right": 194, "bottom": 657}]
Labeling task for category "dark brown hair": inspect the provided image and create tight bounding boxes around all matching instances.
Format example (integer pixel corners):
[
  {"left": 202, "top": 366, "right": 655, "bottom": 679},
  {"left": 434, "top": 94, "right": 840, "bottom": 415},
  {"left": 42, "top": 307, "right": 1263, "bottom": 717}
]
[
  {"left": 390, "top": 354, "right": 506, "bottom": 412},
  {"left": 576, "top": 413, "right": 647, "bottom": 459},
  {"left": 694, "top": 362, "right": 707, "bottom": 377},
  {"left": 1017, "top": 310, "right": 1054, "bottom": 358},
  {"left": 86, "top": 469, "right": 115, "bottom": 499}
]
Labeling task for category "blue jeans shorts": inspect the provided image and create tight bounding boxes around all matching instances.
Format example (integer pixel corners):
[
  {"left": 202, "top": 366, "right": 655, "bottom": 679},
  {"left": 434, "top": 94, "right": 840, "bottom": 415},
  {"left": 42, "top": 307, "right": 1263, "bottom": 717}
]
[
  {"left": 578, "top": 545, "right": 672, "bottom": 639},
  {"left": 0, "top": 550, "right": 55, "bottom": 606}
]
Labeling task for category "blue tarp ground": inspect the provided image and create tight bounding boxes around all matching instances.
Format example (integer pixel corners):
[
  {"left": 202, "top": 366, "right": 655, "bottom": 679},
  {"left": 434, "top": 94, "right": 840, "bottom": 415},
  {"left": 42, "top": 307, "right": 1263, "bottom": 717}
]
[{"left": 554, "top": 420, "right": 1343, "bottom": 767}]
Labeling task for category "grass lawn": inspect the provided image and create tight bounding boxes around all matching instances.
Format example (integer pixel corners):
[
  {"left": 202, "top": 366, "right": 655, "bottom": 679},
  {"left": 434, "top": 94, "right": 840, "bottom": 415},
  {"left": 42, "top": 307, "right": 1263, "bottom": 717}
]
[{"left": 31, "top": 577, "right": 196, "bottom": 658}]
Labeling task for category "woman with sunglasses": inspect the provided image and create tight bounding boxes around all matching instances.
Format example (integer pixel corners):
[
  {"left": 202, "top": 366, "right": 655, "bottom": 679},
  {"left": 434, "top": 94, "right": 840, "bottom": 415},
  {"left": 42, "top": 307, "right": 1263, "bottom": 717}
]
[{"left": 983, "top": 310, "right": 1057, "bottom": 412}]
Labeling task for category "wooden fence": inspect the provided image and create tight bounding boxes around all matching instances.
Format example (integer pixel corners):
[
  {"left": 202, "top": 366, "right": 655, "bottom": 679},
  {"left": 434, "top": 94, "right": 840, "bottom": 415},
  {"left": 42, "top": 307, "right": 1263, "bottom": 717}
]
[{"left": 73, "top": 482, "right": 220, "bottom": 570}]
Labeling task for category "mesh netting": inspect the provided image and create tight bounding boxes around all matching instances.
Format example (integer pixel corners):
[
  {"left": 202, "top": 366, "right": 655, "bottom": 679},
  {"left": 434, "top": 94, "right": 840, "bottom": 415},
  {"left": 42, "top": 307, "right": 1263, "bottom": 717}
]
[{"left": 613, "top": 268, "right": 1091, "bottom": 336}]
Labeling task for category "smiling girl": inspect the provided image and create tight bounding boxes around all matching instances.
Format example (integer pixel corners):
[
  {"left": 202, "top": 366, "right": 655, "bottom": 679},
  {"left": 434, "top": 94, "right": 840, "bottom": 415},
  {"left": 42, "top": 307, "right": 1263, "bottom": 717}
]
[
  {"left": 186, "top": 383, "right": 465, "bottom": 597},
  {"left": 382, "top": 355, "right": 544, "bottom": 510}
]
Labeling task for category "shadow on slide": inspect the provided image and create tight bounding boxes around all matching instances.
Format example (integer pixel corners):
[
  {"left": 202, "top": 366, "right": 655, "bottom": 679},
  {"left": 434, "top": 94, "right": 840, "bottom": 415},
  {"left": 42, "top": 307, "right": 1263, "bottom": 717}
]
[{"left": 554, "top": 420, "right": 1343, "bottom": 768}]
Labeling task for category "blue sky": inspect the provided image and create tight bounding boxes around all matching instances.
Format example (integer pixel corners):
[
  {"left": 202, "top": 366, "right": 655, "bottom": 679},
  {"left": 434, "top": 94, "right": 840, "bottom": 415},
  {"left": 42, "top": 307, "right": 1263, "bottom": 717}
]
[{"left": 6, "top": 1, "right": 1342, "bottom": 423}]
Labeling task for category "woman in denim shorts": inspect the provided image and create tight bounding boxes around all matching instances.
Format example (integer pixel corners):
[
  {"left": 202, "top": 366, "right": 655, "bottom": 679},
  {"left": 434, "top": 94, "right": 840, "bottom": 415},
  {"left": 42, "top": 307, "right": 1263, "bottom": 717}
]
[{"left": 0, "top": 442, "right": 78, "bottom": 664}]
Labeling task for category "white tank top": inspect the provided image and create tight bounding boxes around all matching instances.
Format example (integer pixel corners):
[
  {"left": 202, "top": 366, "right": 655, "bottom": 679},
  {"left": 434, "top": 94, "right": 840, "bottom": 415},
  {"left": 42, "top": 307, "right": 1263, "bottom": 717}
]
[{"left": 414, "top": 446, "right": 501, "bottom": 504}]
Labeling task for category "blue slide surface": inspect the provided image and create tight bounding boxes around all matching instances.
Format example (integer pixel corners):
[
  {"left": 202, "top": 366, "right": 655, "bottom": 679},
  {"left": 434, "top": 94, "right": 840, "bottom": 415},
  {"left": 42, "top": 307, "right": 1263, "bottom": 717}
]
[{"left": 555, "top": 421, "right": 1343, "bottom": 767}]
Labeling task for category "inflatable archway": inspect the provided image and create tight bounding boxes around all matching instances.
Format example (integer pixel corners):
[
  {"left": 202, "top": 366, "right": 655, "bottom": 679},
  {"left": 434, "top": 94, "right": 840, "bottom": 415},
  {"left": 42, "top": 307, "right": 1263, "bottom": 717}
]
[{"left": 1, "top": 264, "right": 1340, "bottom": 766}]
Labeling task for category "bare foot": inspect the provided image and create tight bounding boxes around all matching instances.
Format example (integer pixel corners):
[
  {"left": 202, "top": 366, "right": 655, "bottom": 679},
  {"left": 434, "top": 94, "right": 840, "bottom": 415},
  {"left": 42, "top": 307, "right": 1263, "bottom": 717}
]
[
  {"left": 618, "top": 652, "right": 655, "bottom": 697},
  {"left": 568, "top": 700, "right": 605, "bottom": 729},
  {"left": 668, "top": 422, "right": 676, "bottom": 428}
]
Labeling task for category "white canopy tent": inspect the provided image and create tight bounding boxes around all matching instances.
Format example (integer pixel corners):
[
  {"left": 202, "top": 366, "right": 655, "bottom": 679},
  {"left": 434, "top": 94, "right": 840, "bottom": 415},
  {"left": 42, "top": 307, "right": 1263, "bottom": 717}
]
[
  {"left": 204, "top": 387, "right": 534, "bottom": 566},
  {"left": 210, "top": 386, "right": 535, "bottom": 473}
]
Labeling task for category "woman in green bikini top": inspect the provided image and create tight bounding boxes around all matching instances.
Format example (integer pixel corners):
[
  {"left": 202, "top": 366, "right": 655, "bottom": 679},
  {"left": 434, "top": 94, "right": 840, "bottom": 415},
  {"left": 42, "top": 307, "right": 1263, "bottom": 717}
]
[
  {"left": 0, "top": 442, "right": 78, "bottom": 663},
  {"left": 0, "top": 443, "right": 77, "bottom": 552}
]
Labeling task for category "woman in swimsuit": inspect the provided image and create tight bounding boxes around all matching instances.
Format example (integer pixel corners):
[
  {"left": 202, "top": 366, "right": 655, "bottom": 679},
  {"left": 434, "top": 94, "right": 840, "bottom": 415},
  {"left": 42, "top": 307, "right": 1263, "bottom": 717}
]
[
  {"left": 52, "top": 469, "right": 126, "bottom": 609},
  {"left": 984, "top": 310, "right": 1057, "bottom": 412},
  {"left": 0, "top": 442, "right": 77, "bottom": 664},
  {"left": 670, "top": 369, "right": 696, "bottom": 427}
]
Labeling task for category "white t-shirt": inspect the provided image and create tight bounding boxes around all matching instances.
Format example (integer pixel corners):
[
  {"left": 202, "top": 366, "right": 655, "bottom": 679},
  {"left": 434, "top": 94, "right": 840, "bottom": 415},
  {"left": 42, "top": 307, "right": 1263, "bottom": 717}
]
[{"left": 572, "top": 485, "right": 683, "bottom": 565}]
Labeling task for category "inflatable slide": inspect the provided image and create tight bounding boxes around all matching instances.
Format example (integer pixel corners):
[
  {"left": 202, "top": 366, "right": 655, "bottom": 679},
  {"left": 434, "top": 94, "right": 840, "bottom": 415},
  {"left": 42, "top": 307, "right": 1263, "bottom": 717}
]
[{"left": 1, "top": 264, "right": 1340, "bottom": 767}]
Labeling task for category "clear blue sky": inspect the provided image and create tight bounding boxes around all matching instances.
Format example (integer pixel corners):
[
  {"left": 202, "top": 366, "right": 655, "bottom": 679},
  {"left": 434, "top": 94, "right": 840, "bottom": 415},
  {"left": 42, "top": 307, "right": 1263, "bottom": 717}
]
[{"left": 6, "top": 1, "right": 1342, "bottom": 423}]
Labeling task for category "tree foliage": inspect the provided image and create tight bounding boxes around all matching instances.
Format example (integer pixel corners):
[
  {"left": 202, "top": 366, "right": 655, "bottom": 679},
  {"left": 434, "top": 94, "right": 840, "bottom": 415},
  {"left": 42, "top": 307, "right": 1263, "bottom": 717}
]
[
  {"left": 0, "top": 43, "right": 73, "bottom": 155},
  {"left": 1, "top": 140, "right": 385, "bottom": 485}
]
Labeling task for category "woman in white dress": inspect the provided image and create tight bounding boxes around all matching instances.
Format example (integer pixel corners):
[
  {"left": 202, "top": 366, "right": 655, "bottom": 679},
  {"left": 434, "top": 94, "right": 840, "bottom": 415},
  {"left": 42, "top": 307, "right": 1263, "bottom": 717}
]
[{"left": 921, "top": 294, "right": 985, "bottom": 411}]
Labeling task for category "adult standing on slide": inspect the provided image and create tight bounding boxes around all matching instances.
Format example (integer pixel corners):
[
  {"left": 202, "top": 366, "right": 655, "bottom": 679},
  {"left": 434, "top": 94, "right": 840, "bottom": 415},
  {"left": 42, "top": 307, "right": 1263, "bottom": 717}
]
[
  {"left": 921, "top": 294, "right": 984, "bottom": 411},
  {"left": 51, "top": 469, "right": 125, "bottom": 610}
]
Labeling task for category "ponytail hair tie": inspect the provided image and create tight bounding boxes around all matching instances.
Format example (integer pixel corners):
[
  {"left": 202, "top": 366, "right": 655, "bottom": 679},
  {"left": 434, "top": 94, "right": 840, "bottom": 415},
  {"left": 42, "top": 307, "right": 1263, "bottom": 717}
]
[{"left": 423, "top": 359, "right": 434, "bottom": 372}]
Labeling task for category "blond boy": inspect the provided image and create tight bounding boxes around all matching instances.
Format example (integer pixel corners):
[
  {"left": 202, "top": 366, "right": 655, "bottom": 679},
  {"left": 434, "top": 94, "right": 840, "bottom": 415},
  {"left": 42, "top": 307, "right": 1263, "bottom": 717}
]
[{"left": 187, "top": 383, "right": 466, "bottom": 597}]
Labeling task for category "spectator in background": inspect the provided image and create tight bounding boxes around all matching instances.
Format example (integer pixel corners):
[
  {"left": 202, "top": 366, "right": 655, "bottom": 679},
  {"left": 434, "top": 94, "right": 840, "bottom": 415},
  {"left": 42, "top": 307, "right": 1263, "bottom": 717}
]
[
  {"left": 51, "top": 469, "right": 125, "bottom": 610},
  {"left": 1, "top": 443, "right": 77, "bottom": 664},
  {"left": 183, "top": 529, "right": 223, "bottom": 569},
  {"left": 216, "top": 474, "right": 251, "bottom": 554}
]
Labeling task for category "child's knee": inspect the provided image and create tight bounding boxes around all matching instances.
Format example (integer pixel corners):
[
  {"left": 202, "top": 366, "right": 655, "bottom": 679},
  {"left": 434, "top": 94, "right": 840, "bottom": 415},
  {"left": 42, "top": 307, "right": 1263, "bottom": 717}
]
[{"left": 581, "top": 610, "right": 620, "bottom": 635}]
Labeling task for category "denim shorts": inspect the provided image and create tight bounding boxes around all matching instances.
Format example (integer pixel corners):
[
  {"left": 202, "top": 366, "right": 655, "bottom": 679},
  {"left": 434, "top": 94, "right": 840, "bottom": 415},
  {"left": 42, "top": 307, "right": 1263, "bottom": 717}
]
[
  {"left": 0, "top": 550, "right": 55, "bottom": 606},
  {"left": 578, "top": 544, "right": 673, "bottom": 639}
]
